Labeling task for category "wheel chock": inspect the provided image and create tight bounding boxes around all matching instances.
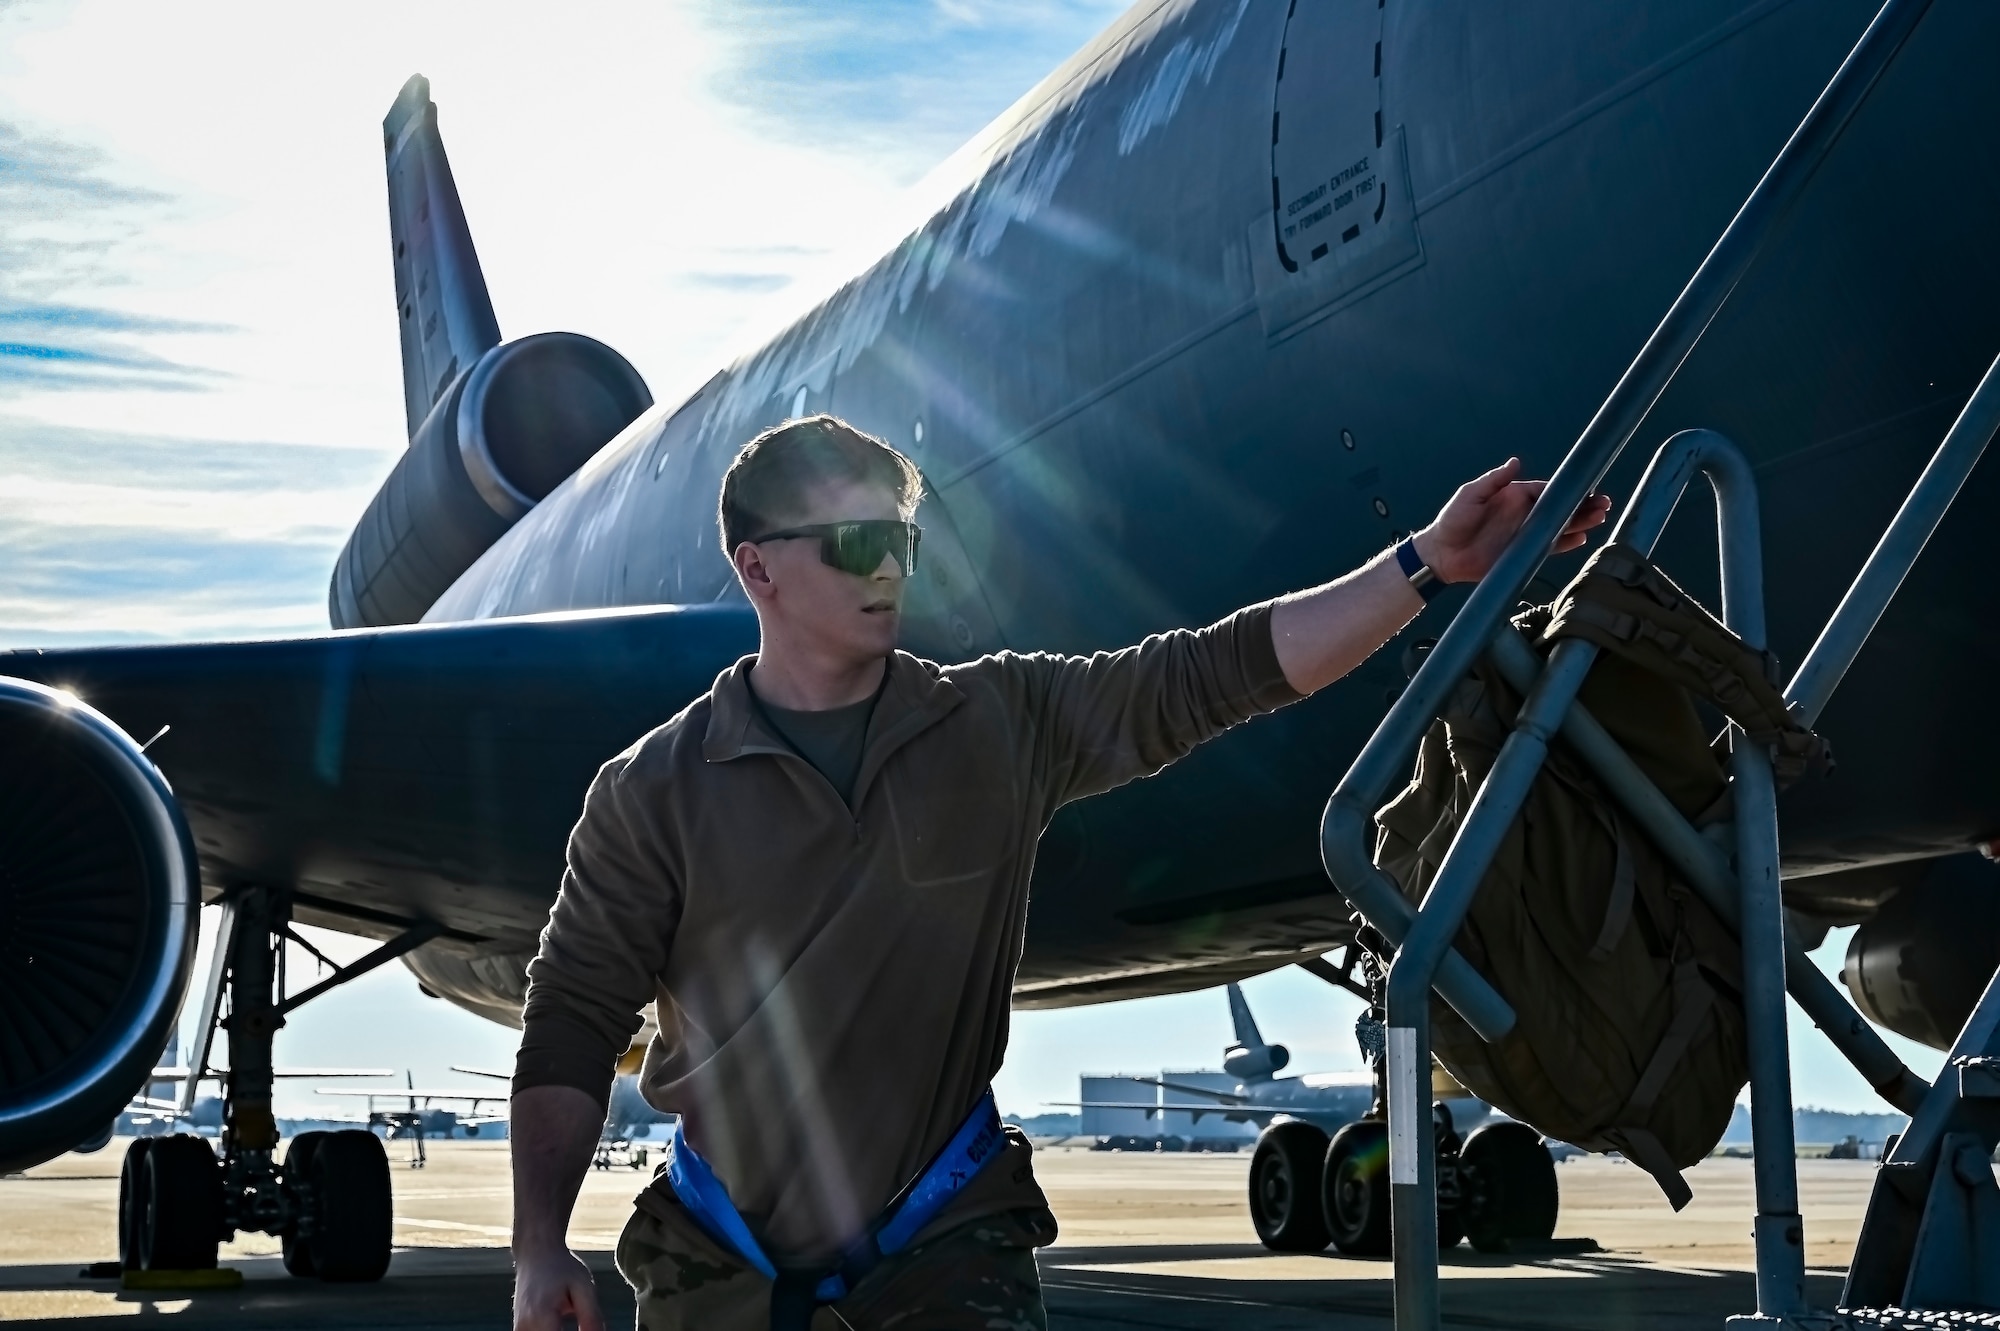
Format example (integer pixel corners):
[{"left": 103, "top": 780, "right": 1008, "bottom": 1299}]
[{"left": 120, "top": 1267, "right": 245, "bottom": 1291}]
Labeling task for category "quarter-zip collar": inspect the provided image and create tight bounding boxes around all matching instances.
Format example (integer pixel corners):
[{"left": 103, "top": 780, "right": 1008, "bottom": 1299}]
[{"left": 703, "top": 651, "right": 964, "bottom": 808}]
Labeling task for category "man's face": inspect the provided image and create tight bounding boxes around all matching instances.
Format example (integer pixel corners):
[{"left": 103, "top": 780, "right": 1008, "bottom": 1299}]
[{"left": 734, "top": 479, "right": 906, "bottom": 664}]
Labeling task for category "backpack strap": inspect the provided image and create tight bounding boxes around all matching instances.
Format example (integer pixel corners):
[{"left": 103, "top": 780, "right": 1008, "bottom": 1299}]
[
  {"left": 1541, "top": 543, "right": 1830, "bottom": 788},
  {"left": 1604, "top": 959, "right": 1718, "bottom": 1211},
  {"left": 1586, "top": 814, "right": 1637, "bottom": 962}
]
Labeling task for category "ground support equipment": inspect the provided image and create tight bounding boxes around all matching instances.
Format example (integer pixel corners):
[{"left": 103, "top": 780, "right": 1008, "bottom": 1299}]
[{"left": 1313, "top": 0, "right": 2000, "bottom": 1322}]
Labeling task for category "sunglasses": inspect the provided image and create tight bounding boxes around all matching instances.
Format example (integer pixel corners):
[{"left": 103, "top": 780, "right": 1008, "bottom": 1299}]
[{"left": 749, "top": 520, "right": 923, "bottom": 577}]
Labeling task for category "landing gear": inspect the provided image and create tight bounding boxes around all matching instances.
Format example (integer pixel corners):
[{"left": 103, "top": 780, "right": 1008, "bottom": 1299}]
[
  {"left": 123, "top": 1134, "right": 224, "bottom": 1270},
  {"left": 302, "top": 1130, "right": 393, "bottom": 1282},
  {"left": 280, "top": 1131, "right": 326, "bottom": 1277},
  {"left": 1460, "top": 1121, "right": 1559, "bottom": 1253},
  {"left": 1248, "top": 1121, "right": 1331, "bottom": 1250},
  {"left": 114, "top": 885, "right": 438, "bottom": 1281},
  {"left": 1323, "top": 1120, "right": 1390, "bottom": 1255}
]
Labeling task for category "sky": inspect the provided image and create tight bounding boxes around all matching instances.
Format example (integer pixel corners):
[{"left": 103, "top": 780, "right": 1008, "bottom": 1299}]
[{"left": 1, "top": 0, "right": 1942, "bottom": 1124}]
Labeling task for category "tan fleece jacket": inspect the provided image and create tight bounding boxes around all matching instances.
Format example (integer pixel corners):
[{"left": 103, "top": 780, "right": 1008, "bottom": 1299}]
[{"left": 514, "top": 604, "right": 1300, "bottom": 1260}]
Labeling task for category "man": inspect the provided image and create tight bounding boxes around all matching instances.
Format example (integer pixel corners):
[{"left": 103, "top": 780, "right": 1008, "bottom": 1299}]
[{"left": 511, "top": 415, "right": 1608, "bottom": 1330}]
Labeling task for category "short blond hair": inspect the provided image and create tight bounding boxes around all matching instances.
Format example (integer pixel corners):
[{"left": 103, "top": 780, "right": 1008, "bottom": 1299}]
[{"left": 716, "top": 415, "right": 922, "bottom": 556}]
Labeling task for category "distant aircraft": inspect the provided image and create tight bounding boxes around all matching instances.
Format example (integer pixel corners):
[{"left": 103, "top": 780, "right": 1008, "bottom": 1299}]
[
  {"left": 315, "top": 1071, "right": 508, "bottom": 1167},
  {"left": 1058, "top": 980, "right": 1441, "bottom": 1134},
  {"left": 5, "top": 0, "right": 1998, "bottom": 1287},
  {"left": 1059, "top": 977, "right": 1554, "bottom": 1256}
]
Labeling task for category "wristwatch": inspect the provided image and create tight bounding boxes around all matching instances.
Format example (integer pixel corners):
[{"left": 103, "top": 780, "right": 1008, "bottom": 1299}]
[{"left": 1394, "top": 536, "right": 1442, "bottom": 602}]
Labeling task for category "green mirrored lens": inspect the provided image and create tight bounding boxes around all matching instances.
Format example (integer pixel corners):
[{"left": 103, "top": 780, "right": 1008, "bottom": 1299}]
[{"left": 825, "top": 522, "right": 918, "bottom": 576}]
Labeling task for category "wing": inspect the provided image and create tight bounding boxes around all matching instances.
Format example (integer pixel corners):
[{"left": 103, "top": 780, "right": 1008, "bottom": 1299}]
[
  {"left": 1131, "top": 1076, "right": 1253, "bottom": 1105},
  {"left": 148, "top": 1067, "right": 396, "bottom": 1081},
  {"left": 315, "top": 1088, "right": 508, "bottom": 1103},
  {"left": 2, "top": 605, "right": 757, "bottom": 954},
  {"left": 1046, "top": 1100, "right": 1287, "bottom": 1121}
]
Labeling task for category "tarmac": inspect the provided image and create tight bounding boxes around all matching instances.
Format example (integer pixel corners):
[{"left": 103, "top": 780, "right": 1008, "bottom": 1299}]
[{"left": 0, "top": 1137, "right": 1879, "bottom": 1328}]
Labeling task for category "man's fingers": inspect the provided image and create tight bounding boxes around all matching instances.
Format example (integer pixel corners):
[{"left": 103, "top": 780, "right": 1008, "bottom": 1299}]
[
  {"left": 571, "top": 1283, "right": 607, "bottom": 1331},
  {"left": 1461, "top": 457, "right": 1523, "bottom": 503},
  {"left": 1560, "top": 494, "right": 1612, "bottom": 534}
]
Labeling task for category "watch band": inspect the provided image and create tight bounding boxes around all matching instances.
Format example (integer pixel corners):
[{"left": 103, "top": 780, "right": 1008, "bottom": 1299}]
[{"left": 1395, "top": 536, "right": 1441, "bottom": 602}]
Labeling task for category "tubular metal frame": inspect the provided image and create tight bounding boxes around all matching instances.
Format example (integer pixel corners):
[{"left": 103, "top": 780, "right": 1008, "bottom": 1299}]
[
  {"left": 1340, "top": 352, "right": 2000, "bottom": 1328},
  {"left": 1303, "top": 1, "right": 2000, "bottom": 1323},
  {"left": 1371, "top": 432, "right": 1814, "bottom": 1325}
]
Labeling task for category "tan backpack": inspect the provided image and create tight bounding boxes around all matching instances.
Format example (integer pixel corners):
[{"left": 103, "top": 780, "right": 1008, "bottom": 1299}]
[{"left": 1372, "top": 542, "right": 1827, "bottom": 1207}]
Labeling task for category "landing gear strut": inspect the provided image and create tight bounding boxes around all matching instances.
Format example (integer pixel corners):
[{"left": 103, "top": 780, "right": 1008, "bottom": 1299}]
[{"left": 116, "top": 886, "right": 432, "bottom": 1280}]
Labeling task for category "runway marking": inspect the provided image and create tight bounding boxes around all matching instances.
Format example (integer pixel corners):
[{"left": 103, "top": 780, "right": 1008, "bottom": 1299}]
[
  {"left": 0, "top": 1290, "right": 189, "bottom": 1319},
  {"left": 1048, "top": 1257, "right": 1594, "bottom": 1281},
  {"left": 394, "top": 1216, "right": 624, "bottom": 1248}
]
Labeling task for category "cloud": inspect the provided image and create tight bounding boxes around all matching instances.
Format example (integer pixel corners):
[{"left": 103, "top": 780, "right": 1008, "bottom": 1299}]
[
  {"left": 695, "top": 0, "right": 1129, "bottom": 181},
  {"left": 0, "top": 415, "right": 388, "bottom": 645},
  {"left": 0, "top": 301, "right": 232, "bottom": 336},
  {"left": 0, "top": 119, "right": 227, "bottom": 395}
]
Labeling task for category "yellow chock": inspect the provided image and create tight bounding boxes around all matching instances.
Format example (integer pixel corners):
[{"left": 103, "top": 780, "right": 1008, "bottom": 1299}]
[{"left": 120, "top": 1267, "right": 245, "bottom": 1291}]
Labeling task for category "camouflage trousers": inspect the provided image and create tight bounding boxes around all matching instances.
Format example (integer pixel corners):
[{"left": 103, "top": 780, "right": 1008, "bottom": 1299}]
[{"left": 615, "top": 1183, "right": 1056, "bottom": 1331}]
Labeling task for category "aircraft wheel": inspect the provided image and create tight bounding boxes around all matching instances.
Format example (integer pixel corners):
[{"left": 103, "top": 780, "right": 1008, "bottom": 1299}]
[
  {"left": 117, "top": 1138, "right": 153, "bottom": 1269},
  {"left": 1460, "top": 1122, "right": 1558, "bottom": 1253},
  {"left": 1247, "top": 1122, "right": 1331, "bottom": 1251},
  {"left": 135, "top": 1134, "right": 222, "bottom": 1270},
  {"left": 1437, "top": 1199, "right": 1466, "bottom": 1250},
  {"left": 308, "top": 1130, "right": 393, "bottom": 1282},
  {"left": 281, "top": 1131, "right": 329, "bottom": 1278},
  {"left": 1322, "top": 1120, "right": 1391, "bottom": 1256}
]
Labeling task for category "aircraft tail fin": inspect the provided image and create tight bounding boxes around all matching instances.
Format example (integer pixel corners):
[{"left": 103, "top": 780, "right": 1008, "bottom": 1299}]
[
  {"left": 1226, "top": 983, "right": 1265, "bottom": 1049},
  {"left": 382, "top": 75, "right": 501, "bottom": 438}
]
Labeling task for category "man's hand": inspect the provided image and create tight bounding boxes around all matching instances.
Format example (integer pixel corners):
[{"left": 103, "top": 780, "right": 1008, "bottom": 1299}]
[
  {"left": 1412, "top": 456, "right": 1611, "bottom": 585},
  {"left": 511, "top": 1084, "right": 614, "bottom": 1331},
  {"left": 1269, "top": 458, "right": 1611, "bottom": 696},
  {"left": 514, "top": 1244, "right": 604, "bottom": 1331}
]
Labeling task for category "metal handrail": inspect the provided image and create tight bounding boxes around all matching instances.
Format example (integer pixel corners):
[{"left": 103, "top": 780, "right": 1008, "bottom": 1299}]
[
  {"left": 1484, "top": 627, "right": 1929, "bottom": 1115},
  {"left": 1378, "top": 432, "right": 1807, "bottom": 1324},
  {"left": 1787, "top": 348, "right": 2000, "bottom": 727},
  {"left": 1317, "top": 0, "right": 1934, "bottom": 1046}
]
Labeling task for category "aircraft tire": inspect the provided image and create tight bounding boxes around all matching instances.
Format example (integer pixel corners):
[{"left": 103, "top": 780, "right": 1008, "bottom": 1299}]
[
  {"left": 136, "top": 1134, "right": 222, "bottom": 1270},
  {"left": 281, "top": 1131, "right": 329, "bottom": 1278},
  {"left": 118, "top": 1138, "right": 153, "bottom": 1269},
  {"left": 1437, "top": 1198, "right": 1466, "bottom": 1250},
  {"left": 1322, "top": 1120, "right": 1391, "bottom": 1257},
  {"left": 1460, "top": 1122, "right": 1558, "bottom": 1253},
  {"left": 308, "top": 1130, "right": 393, "bottom": 1282},
  {"left": 1248, "top": 1121, "right": 1331, "bottom": 1251}
]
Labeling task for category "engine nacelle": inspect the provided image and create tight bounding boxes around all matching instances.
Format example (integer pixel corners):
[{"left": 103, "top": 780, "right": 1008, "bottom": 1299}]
[
  {"left": 329, "top": 331, "right": 652, "bottom": 629},
  {"left": 0, "top": 679, "right": 198, "bottom": 1173},
  {"left": 1223, "top": 1042, "right": 1290, "bottom": 1081},
  {"left": 1842, "top": 852, "right": 2000, "bottom": 1052}
]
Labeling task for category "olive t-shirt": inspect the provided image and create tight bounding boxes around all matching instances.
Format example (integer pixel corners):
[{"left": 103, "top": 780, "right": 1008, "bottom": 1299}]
[{"left": 753, "top": 682, "right": 881, "bottom": 807}]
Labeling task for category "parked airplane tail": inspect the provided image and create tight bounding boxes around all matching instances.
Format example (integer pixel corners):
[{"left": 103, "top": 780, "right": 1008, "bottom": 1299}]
[
  {"left": 328, "top": 77, "right": 653, "bottom": 631},
  {"left": 1226, "top": 982, "right": 1264, "bottom": 1049},
  {"left": 1222, "top": 983, "right": 1289, "bottom": 1082},
  {"left": 382, "top": 74, "right": 500, "bottom": 436}
]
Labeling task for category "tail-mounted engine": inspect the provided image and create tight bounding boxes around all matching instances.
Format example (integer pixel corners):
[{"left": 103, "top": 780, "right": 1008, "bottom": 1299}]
[
  {"left": 0, "top": 679, "right": 198, "bottom": 1172},
  {"left": 327, "top": 331, "right": 652, "bottom": 629},
  {"left": 1843, "top": 852, "right": 2000, "bottom": 1052},
  {"left": 1224, "top": 1041, "right": 1291, "bottom": 1081}
]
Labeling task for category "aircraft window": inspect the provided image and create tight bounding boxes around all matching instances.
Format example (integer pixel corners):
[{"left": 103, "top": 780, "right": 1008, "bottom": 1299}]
[
  {"left": 792, "top": 386, "right": 808, "bottom": 418},
  {"left": 913, "top": 418, "right": 925, "bottom": 445},
  {"left": 1341, "top": 428, "right": 1356, "bottom": 451}
]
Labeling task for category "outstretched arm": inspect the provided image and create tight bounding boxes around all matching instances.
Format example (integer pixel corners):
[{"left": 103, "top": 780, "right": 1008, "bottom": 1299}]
[
  {"left": 1270, "top": 458, "right": 1610, "bottom": 695},
  {"left": 511, "top": 1084, "right": 608, "bottom": 1331}
]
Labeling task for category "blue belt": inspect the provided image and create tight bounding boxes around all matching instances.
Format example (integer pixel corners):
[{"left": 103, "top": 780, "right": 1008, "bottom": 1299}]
[{"left": 662, "top": 1090, "right": 1006, "bottom": 1326}]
